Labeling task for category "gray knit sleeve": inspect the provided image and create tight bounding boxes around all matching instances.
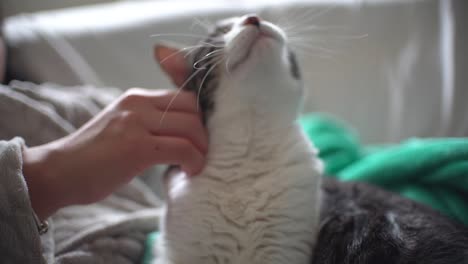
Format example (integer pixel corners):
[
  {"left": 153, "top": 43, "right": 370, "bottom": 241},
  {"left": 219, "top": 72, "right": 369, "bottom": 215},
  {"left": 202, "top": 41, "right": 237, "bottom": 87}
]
[{"left": 0, "top": 138, "right": 47, "bottom": 264}]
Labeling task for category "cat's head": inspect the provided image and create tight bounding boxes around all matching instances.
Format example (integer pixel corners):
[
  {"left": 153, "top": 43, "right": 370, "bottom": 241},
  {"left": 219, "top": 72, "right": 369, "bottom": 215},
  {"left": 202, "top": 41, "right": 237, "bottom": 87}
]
[{"left": 154, "top": 15, "right": 303, "bottom": 124}]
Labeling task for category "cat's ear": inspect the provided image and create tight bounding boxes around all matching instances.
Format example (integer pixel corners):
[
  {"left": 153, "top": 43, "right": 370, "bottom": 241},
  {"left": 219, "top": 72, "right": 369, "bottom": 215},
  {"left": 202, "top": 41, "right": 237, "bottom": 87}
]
[{"left": 154, "top": 43, "right": 190, "bottom": 87}]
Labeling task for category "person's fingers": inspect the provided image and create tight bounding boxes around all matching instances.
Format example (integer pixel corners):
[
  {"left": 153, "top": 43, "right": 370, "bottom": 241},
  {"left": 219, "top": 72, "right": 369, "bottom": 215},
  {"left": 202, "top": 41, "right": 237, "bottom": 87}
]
[
  {"left": 122, "top": 88, "right": 200, "bottom": 114},
  {"left": 142, "top": 110, "right": 208, "bottom": 154},
  {"left": 152, "top": 90, "right": 200, "bottom": 114},
  {"left": 146, "top": 136, "right": 206, "bottom": 175}
]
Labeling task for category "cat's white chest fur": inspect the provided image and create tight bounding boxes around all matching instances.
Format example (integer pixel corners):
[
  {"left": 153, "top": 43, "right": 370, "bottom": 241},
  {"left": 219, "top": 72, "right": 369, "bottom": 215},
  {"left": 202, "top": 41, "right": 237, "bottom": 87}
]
[{"left": 155, "top": 123, "right": 323, "bottom": 264}]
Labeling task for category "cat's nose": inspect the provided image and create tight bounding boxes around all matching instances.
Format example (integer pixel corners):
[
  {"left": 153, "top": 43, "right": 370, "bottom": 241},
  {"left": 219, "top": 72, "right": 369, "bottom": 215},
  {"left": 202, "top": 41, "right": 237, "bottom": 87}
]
[{"left": 243, "top": 15, "right": 260, "bottom": 28}]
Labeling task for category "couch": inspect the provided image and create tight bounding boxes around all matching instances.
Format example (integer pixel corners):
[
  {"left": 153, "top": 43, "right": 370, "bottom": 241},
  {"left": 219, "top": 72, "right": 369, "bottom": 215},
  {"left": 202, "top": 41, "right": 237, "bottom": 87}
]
[{"left": 2, "top": 0, "right": 467, "bottom": 143}]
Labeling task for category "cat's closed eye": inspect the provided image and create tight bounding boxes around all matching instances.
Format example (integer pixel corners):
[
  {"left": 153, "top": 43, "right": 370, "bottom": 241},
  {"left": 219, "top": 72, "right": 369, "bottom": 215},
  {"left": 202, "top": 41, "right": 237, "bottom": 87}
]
[{"left": 215, "top": 24, "right": 232, "bottom": 34}]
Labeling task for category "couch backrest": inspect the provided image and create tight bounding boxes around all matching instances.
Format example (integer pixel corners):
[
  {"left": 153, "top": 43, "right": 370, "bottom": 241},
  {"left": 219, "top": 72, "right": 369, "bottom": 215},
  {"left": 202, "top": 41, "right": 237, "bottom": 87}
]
[{"left": 3, "top": 0, "right": 467, "bottom": 143}]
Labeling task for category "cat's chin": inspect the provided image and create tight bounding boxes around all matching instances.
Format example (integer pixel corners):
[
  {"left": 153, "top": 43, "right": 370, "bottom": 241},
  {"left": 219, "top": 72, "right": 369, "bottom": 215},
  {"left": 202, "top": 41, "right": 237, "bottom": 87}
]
[
  {"left": 252, "top": 36, "right": 283, "bottom": 57},
  {"left": 228, "top": 36, "right": 284, "bottom": 74}
]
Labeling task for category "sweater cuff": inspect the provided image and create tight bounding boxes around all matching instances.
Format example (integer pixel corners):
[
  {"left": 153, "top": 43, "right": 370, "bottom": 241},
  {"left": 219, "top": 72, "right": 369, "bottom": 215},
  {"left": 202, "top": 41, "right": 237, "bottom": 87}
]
[{"left": 0, "top": 137, "right": 46, "bottom": 263}]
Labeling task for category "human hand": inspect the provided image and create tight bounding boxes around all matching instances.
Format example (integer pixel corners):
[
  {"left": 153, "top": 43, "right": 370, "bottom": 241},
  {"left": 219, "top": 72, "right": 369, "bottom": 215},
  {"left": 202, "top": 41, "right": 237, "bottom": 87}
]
[{"left": 22, "top": 88, "right": 208, "bottom": 220}]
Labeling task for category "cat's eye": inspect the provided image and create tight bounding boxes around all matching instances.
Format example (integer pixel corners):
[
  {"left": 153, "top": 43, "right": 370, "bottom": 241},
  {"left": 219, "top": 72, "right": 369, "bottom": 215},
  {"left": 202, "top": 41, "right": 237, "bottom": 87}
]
[{"left": 216, "top": 25, "right": 232, "bottom": 34}]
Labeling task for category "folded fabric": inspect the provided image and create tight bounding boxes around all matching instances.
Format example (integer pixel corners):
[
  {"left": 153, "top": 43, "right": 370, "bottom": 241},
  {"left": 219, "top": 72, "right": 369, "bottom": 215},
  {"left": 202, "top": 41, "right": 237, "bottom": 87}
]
[{"left": 299, "top": 113, "right": 468, "bottom": 225}]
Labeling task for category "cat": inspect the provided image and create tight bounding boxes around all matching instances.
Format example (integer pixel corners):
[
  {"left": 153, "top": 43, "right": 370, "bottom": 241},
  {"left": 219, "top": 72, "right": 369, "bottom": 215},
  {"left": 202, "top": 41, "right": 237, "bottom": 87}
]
[
  {"left": 152, "top": 14, "right": 468, "bottom": 264},
  {"left": 314, "top": 178, "right": 468, "bottom": 263},
  {"left": 152, "top": 14, "right": 323, "bottom": 264}
]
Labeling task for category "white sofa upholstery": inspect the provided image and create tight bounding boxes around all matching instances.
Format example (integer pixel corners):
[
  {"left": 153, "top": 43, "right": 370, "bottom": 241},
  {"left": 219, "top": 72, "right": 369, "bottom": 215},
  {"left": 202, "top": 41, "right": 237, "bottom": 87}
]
[{"left": 3, "top": 0, "right": 467, "bottom": 143}]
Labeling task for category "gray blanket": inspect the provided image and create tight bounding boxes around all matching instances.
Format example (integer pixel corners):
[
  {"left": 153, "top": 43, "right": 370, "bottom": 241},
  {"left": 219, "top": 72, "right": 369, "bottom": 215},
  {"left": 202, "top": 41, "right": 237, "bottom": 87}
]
[{"left": 0, "top": 81, "right": 163, "bottom": 264}]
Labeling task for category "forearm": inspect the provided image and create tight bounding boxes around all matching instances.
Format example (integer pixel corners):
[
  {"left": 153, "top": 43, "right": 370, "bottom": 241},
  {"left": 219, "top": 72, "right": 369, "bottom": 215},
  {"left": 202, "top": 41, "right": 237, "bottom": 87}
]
[{"left": 22, "top": 140, "right": 65, "bottom": 221}]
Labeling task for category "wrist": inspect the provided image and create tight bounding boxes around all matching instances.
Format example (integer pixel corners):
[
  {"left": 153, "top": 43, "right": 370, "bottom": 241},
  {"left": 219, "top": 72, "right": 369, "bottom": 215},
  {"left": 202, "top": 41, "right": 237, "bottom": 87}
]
[{"left": 22, "top": 142, "right": 65, "bottom": 221}]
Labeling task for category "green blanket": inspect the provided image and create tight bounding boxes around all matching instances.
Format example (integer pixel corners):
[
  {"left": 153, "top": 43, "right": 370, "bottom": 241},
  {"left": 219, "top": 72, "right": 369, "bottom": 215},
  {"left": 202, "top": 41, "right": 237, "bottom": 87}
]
[{"left": 300, "top": 113, "right": 468, "bottom": 225}]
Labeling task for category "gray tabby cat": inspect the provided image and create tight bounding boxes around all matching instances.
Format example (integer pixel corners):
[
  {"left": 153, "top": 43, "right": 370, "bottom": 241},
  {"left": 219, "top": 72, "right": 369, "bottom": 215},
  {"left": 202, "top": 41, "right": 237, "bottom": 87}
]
[
  {"left": 153, "top": 15, "right": 323, "bottom": 264},
  {"left": 152, "top": 13, "right": 468, "bottom": 264}
]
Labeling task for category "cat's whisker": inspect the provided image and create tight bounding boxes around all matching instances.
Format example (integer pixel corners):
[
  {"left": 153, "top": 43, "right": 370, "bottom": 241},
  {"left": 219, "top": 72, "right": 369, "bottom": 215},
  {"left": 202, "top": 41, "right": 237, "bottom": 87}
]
[
  {"left": 295, "top": 4, "right": 338, "bottom": 27},
  {"left": 184, "top": 46, "right": 204, "bottom": 58},
  {"left": 203, "top": 49, "right": 224, "bottom": 58},
  {"left": 290, "top": 42, "right": 338, "bottom": 55},
  {"left": 198, "top": 42, "right": 225, "bottom": 48},
  {"left": 287, "top": 21, "right": 350, "bottom": 30},
  {"left": 278, "top": 5, "right": 338, "bottom": 33},
  {"left": 276, "top": 8, "right": 312, "bottom": 29},
  {"left": 288, "top": 35, "right": 339, "bottom": 45},
  {"left": 197, "top": 60, "right": 223, "bottom": 110},
  {"left": 288, "top": 36, "right": 329, "bottom": 43},
  {"left": 278, "top": 5, "right": 344, "bottom": 42},
  {"left": 288, "top": 39, "right": 333, "bottom": 48},
  {"left": 293, "top": 47, "right": 336, "bottom": 60},
  {"left": 276, "top": 6, "right": 310, "bottom": 28},
  {"left": 184, "top": 46, "right": 220, "bottom": 62},
  {"left": 291, "top": 45, "right": 339, "bottom": 61},
  {"left": 193, "top": 60, "right": 215, "bottom": 70},
  {"left": 283, "top": 22, "right": 349, "bottom": 37},
  {"left": 195, "top": 54, "right": 223, "bottom": 67},
  {"left": 317, "top": 34, "right": 369, "bottom": 40},
  {"left": 286, "top": 29, "right": 347, "bottom": 38},
  {"left": 150, "top": 33, "right": 213, "bottom": 39},
  {"left": 287, "top": 25, "right": 349, "bottom": 33},
  {"left": 193, "top": 53, "right": 223, "bottom": 70},
  {"left": 159, "top": 45, "right": 211, "bottom": 65},
  {"left": 159, "top": 68, "right": 204, "bottom": 126},
  {"left": 290, "top": 41, "right": 338, "bottom": 52},
  {"left": 151, "top": 35, "right": 224, "bottom": 48},
  {"left": 288, "top": 32, "right": 368, "bottom": 41}
]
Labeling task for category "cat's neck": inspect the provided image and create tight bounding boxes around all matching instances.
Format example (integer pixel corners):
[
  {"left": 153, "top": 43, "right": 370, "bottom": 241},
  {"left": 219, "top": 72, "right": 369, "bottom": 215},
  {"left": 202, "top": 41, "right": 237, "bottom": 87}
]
[{"left": 202, "top": 107, "right": 320, "bottom": 182}]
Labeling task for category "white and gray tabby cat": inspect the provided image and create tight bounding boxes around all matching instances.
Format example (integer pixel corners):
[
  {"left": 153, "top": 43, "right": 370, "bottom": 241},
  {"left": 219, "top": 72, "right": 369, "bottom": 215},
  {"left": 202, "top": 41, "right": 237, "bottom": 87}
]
[
  {"left": 153, "top": 15, "right": 323, "bottom": 264},
  {"left": 153, "top": 14, "right": 468, "bottom": 264}
]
